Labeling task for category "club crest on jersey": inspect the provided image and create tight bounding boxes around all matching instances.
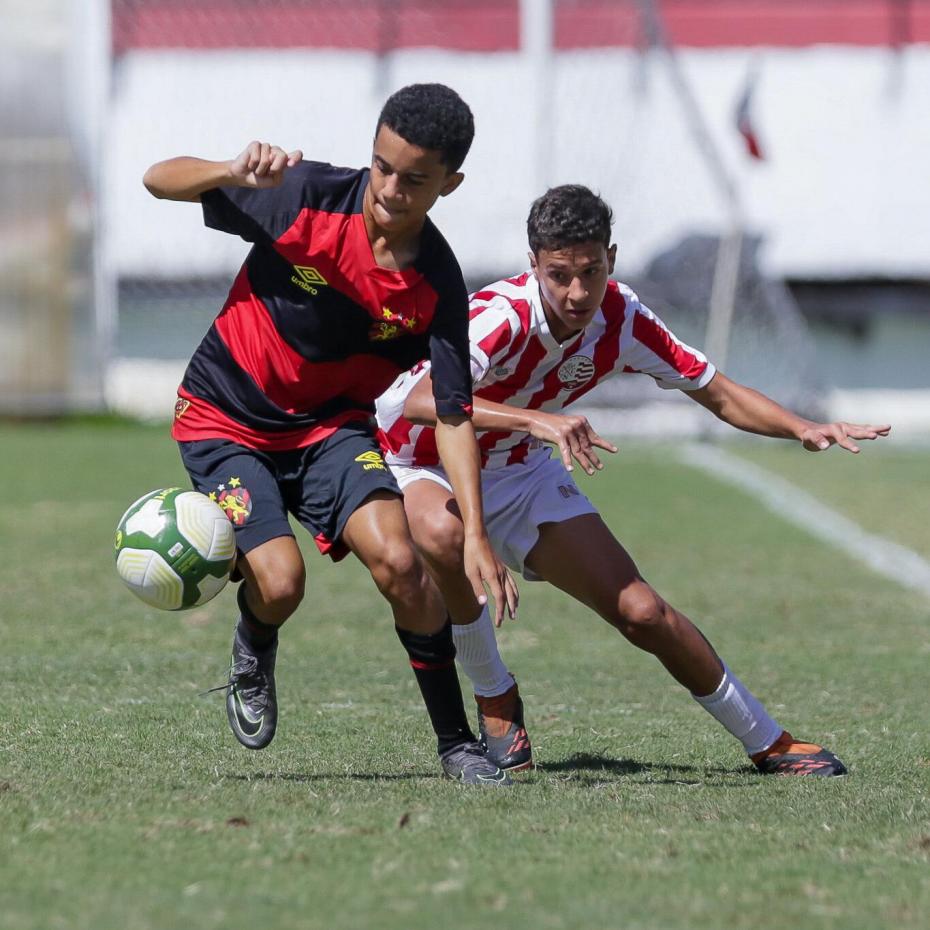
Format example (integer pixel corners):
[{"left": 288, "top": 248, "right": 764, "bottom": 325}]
[
  {"left": 174, "top": 397, "right": 190, "bottom": 420},
  {"left": 290, "top": 265, "right": 328, "bottom": 295},
  {"left": 557, "top": 355, "right": 596, "bottom": 390},
  {"left": 355, "top": 450, "right": 386, "bottom": 471},
  {"left": 210, "top": 478, "right": 252, "bottom": 525},
  {"left": 369, "top": 305, "right": 417, "bottom": 342}
]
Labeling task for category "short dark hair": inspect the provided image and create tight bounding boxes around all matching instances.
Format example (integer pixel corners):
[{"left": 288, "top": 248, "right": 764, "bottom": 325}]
[
  {"left": 527, "top": 185, "right": 613, "bottom": 254},
  {"left": 376, "top": 83, "right": 475, "bottom": 173}
]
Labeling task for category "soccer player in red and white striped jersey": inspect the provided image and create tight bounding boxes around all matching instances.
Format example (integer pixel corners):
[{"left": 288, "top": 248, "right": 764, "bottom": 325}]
[{"left": 376, "top": 184, "right": 890, "bottom": 776}]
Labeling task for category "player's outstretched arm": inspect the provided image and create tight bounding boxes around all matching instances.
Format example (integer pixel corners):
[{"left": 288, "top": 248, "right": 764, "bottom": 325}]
[
  {"left": 404, "top": 373, "right": 618, "bottom": 474},
  {"left": 433, "top": 416, "right": 519, "bottom": 626},
  {"left": 689, "top": 372, "right": 891, "bottom": 453},
  {"left": 142, "top": 142, "right": 303, "bottom": 202}
]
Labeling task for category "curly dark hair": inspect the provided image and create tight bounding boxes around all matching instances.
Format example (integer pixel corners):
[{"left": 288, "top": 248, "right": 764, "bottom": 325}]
[
  {"left": 376, "top": 83, "right": 475, "bottom": 172},
  {"left": 527, "top": 185, "right": 613, "bottom": 254}
]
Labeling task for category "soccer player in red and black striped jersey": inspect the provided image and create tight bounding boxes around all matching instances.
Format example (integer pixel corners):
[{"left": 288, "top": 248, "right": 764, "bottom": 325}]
[
  {"left": 142, "top": 84, "right": 517, "bottom": 785},
  {"left": 377, "top": 184, "right": 890, "bottom": 776}
]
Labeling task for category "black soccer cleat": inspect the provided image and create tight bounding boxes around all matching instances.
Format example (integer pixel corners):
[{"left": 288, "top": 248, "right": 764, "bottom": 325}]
[
  {"left": 751, "top": 731, "right": 848, "bottom": 776},
  {"left": 476, "top": 682, "right": 533, "bottom": 772},
  {"left": 440, "top": 742, "right": 512, "bottom": 786},
  {"left": 224, "top": 629, "right": 278, "bottom": 750}
]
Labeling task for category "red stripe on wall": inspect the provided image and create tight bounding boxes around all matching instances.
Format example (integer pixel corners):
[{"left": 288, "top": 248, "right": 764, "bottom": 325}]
[
  {"left": 112, "top": 0, "right": 520, "bottom": 53},
  {"left": 112, "top": 1, "right": 930, "bottom": 53}
]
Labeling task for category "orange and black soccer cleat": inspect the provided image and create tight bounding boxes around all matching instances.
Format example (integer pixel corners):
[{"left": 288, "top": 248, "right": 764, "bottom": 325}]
[
  {"left": 751, "top": 730, "right": 847, "bottom": 776},
  {"left": 476, "top": 681, "right": 533, "bottom": 772}
]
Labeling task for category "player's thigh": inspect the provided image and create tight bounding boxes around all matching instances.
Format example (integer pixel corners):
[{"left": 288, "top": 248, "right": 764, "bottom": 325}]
[
  {"left": 287, "top": 424, "right": 404, "bottom": 561},
  {"left": 341, "top": 491, "right": 420, "bottom": 576},
  {"left": 480, "top": 451, "right": 598, "bottom": 579},
  {"left": 524, "top": 513, "right": 645, "bottom": 617},
  {"left": 177, "top": 439, "right": 295, "bottom": 556},
  {"left": 397, "top": 472, "right": 464, "bottom": 562}
]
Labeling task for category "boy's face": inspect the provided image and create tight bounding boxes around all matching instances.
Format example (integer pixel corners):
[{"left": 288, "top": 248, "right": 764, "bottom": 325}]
[
  {"left": 364, "top": 125, "right": 463, "bottom": 236},
  {"left": 530, "top": 240, "right": 617, "bottom": 342}
]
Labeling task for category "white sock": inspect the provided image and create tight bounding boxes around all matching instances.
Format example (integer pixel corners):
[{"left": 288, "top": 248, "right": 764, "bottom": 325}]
[
  {"left": 692, "top": 664, "right": 783, "bottom": 756},
  {"left": 451, "top": 605, "right": 514, "bottom": 697}
]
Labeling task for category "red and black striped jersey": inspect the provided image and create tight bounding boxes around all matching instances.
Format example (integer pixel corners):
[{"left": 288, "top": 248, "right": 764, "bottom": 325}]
[
  {"left": 377, "top": 272, "right": 715, "bottom": 468},
  {"left": 171, "top": 160, "right": 472, "bottom": 450}
]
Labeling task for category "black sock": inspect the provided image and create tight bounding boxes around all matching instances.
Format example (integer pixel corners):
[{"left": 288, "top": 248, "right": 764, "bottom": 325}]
[
  {"left": 396, "top": 622, "right": 475, "bottom": 756},
  {"left": 236, "top": 584, "right": 279, "bottom": 651}
]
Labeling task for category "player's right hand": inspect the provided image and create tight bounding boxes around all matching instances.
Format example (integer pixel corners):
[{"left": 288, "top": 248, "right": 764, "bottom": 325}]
[
  {"left": 463, "top": 533, "right": 519, "bottom": 627},
  {"left": 230, "top": 141, "right": 303, "bottom": 189},
  {"left": 527, "top": 410, "right": 618, "bottom": 475}
]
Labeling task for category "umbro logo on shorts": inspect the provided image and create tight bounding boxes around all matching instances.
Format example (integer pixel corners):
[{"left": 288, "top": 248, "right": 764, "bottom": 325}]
[{"left": 355, "top": 451, "right": 386, "bottom": 471}]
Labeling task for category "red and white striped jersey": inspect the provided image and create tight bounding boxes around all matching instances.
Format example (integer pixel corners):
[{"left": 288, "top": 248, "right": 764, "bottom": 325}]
[{"left": 376, "top": 271, "right": 716, "bottom": 468}]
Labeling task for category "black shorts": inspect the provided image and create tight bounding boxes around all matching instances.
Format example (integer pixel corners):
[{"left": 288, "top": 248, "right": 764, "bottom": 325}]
[{"left": 177, "top": 422, "right": 401, "bottom": 561}]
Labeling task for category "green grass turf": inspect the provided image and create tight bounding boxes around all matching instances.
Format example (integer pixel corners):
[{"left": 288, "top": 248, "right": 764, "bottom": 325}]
[
  {"left": 727, "top": 437, "right": 930, "bottom": 560},
  {"left": 1, "top": 423, "right": 929, "bottom": 930}
]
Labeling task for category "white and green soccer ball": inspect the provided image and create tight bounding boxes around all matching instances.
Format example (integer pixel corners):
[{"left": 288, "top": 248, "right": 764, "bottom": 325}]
[{"left": 114, "top": 488, "right": 237, "bottom": 610}]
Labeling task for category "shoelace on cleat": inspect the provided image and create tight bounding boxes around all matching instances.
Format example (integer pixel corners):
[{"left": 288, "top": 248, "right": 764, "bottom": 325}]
[{"left": 199, "top": 655, "right": 270, "bottom": 708}]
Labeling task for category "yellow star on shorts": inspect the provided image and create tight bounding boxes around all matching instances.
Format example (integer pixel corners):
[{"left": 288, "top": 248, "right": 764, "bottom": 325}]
[{"left": 229, "top": 476, "right": 241, "bottom": 488}]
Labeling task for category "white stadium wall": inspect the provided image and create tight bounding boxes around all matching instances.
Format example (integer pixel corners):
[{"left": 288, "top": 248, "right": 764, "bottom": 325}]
[{"left": 105, "top": 45, "right": 930, "bottom": 282}]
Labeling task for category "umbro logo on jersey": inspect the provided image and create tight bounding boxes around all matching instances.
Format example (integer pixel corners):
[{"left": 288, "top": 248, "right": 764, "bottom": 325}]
[
  {"left": 355, "top": 450, "right": 386, "bottom": 471},
  {"left": 557, "top": 355, "right": 596, "bottom": 390},
  {"left": 290, "top": 264, "right": 328, "bottom": 295}
]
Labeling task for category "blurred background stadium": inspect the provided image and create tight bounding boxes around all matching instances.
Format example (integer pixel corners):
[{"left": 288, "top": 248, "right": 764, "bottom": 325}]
[{"left": 3, "top": 0, "right": 929, "bottom": 435}]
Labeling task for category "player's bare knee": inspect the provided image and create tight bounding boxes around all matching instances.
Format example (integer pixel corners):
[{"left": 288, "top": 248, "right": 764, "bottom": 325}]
[
  {"left": 612, "top": 585, "right": 668, "bottom": 643},
  {"left": 368, "top": 543, "right": 426, "bottom": 603},
  {"left": 250, "top": 564, "right": 305, "bottom": 617},
  {"left": 410, "top": 507, "right": 463, "bottom": 568}
]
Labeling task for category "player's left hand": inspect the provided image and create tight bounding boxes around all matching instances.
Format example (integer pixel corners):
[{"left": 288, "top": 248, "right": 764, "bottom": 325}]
[
  {"left": 463, "top": 533, "right": 519, "bottom": 626},
  {"left": 799, "top": 421, "right": 891, "bottom": 453}
]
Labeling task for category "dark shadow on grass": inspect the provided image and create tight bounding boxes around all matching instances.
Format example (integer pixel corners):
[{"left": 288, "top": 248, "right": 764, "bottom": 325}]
[
  {"left": 218, "top": 755, "right": 761, "bottom": 786},
  {"left": 222, "top": 770, "right": 435, "bottom": 783},
  {"left": 538, "top": 752, "right": 760, "bottom": 786}
]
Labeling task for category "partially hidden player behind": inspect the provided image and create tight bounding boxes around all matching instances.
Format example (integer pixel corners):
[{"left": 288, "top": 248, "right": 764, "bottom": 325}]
[
  {"left": 376, "top": 184, "right": 891, "bottom": 776},
  {"left": 142, "top": 83, "right": 518, "bottom": 785}
]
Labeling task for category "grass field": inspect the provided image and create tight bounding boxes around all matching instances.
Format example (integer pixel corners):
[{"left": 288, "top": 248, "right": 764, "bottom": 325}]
[{"left": 1, "top": 421, "right": 928, "bottom": 930}]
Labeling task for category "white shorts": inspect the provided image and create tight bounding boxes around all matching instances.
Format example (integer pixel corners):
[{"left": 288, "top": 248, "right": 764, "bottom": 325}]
[{"left": 391, "top": 448, "right": 598, "bottom": 581}]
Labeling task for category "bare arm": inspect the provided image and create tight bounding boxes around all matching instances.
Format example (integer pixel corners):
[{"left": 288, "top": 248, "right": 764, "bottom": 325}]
[
  {"left": 689, "top": 371, "right": 891, "bottom": 452},
  {"left": 433, "top": 415, "right": 518, "bottom": 624},
  {"left": 142, "top": 142, "right": 303, "bottom": 202},
  {"left": 405, "top": 372, "right": 618, "bottom": 474}
]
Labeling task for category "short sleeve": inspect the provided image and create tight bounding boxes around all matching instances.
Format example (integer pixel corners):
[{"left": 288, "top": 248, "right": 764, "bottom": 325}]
[
  {"left": 620, "top": 298, "right": 716, "bottom": 391},
  {"left": 428, "top": 280, "right": 473, "bottom": 417},
  {"left": 467, "top": 294, "right": 523, "bottom": 383},
  {"left": 420, "top": 234, "right": 472, "bottom": 418},
  {"left": 200, "top": 160, "right": 325, "bottom": 244}
]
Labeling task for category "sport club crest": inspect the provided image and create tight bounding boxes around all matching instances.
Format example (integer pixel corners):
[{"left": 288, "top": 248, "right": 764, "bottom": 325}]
[
  {"left": 211, "top": 478, "right": 253, "bottom": 526},
  {"left": 369, "top": 305, "right": 417, "bottom": 342},
  {"left": 557, "top": 355, "right": 596, "bottom": 390}
]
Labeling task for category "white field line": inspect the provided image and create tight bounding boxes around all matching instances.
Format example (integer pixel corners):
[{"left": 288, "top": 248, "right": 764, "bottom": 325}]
[{"left": 677, "top": 443, "right": 930, "bottom": 600}]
